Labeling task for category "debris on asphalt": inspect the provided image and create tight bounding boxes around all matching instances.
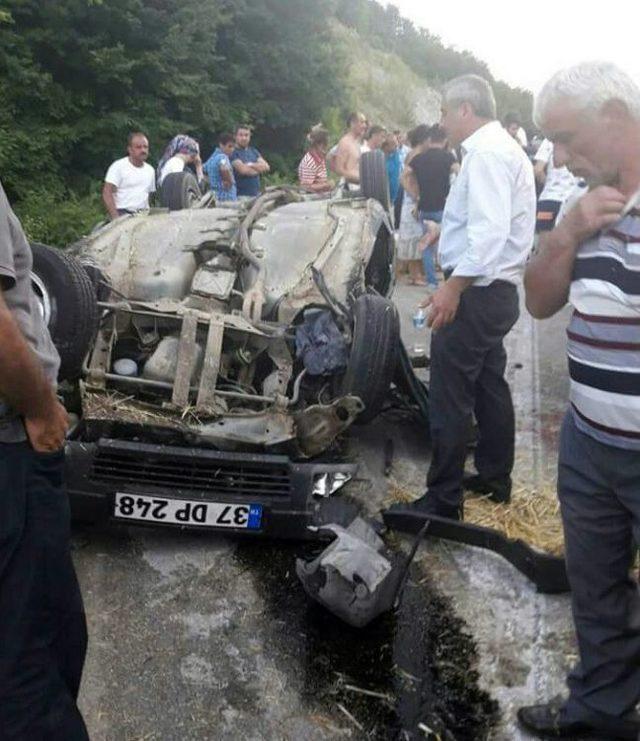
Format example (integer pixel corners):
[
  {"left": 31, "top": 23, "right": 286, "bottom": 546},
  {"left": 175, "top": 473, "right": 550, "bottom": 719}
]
[
  {"left": 296, "top": 517, "right": 399, "bottom": 628},
  {"left": 387, "top": 467, "right": 565, "bottom": 557},
  {"left": 237, "top": 541, "right": 499, "bottom": 739}
]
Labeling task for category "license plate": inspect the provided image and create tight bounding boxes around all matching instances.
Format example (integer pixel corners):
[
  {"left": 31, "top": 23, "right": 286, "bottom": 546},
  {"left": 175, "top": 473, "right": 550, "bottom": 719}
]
[{"left": 113, "top": 493, "right": 262, "bottom": 530}]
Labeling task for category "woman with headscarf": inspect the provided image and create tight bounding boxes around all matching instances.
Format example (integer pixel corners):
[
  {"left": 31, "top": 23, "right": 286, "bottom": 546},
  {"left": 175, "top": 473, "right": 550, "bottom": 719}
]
[{"left": 156, "top": 134, "right": 204, "bottom": 188}]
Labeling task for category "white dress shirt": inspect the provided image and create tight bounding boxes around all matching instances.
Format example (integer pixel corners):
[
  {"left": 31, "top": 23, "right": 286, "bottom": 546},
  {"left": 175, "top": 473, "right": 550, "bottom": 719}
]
[
  {"left": 439, "top": 121, "right": 536, "bottom": 286},
  {"left": 534, "top": 138, "right": 579, "bottom": 204}
]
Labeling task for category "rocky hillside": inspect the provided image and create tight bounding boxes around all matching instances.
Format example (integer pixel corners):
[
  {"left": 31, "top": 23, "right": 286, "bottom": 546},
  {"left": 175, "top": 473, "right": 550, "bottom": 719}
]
[{"left": 333, "top": 22, "right": 442, "bottom": 130}]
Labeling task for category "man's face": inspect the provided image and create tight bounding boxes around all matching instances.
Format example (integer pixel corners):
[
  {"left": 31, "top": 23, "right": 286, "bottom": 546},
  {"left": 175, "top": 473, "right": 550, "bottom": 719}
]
[
  {"left": 382, "top": 136, "right": 397, "bottom": 154},
  {"left": 221, "top": 141, "right": 235, "bottom": 157},
  {"left": 506, "top": 123, "right": 520, "bottom": 139},
  {"left": 351, "top": 114, "right": 367, "bottom": 137},
  {"left": 541, "top": 101, "right": 619, "bottom": 186},
  {"left": 369, "top": 131, "right": 386, "bottom": 150},
  {"left": 127, "top": 136, "right": 149, "bottom": 165},
  {"left": 440, "top": 103, "right": 467, "bottom": 148},
  {"left": 235, "top": 128, "right": 251, "bottom": 149}
]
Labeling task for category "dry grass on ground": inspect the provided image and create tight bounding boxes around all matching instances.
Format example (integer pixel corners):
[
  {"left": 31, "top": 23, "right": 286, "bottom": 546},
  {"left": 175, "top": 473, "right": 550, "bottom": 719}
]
[{"left": 387, "top": 477, "right": 565, "bottom": 557}]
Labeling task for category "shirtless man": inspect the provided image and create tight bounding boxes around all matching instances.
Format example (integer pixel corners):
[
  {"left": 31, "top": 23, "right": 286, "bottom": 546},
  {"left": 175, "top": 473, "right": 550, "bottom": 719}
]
[{"left": 334, "top": 112, "right": 367, "bottom": 185}]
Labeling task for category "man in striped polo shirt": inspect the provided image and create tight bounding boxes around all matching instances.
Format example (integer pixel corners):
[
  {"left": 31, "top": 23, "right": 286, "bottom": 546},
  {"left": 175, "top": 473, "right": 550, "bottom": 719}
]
[{"left": 521, "top": 62, "right": 640, "bottom": 740}]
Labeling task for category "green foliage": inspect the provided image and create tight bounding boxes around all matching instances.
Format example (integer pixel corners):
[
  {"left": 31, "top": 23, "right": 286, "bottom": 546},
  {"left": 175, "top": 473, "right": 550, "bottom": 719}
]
[
  {"left": 14, "top": 188, "right": 104, "bottom": 248},
  {"left": 0, "top": 0, "right": 534, "bottom": 245}
]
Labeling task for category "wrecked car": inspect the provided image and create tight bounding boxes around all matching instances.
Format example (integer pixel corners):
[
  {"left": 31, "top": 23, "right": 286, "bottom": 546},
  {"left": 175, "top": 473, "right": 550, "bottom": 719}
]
[{"left": 31, "top": 152, "right": 406, "bottom": 539}]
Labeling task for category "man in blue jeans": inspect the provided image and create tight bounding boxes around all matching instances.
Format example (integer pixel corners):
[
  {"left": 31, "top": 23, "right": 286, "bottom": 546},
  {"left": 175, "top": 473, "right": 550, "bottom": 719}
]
[
  {"left": 406, "top": 125, "right": 458, "bottom": 287},
  {"left": 0, "top": 181, "right": 88, "bottom": 739},
  {"left": 520, "top": 60, "right": 640, "bottom": 740}
]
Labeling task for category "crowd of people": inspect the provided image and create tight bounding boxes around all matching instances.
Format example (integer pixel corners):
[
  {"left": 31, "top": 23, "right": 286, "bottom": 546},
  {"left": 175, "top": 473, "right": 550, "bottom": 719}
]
[
  {"left": 0, "top": 57, "right": 639, "bottom": 741},
  {"left": 101, "top": 125, "right": 271, "bottom": 219}
]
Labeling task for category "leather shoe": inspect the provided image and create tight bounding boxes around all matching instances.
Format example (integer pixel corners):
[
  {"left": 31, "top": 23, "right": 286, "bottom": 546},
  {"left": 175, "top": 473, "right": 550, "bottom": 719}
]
[
  {"left": 463, "top": 473, "right": 511, "bottom": 504},
  {"left": 517, "top": 702, "right": 639, "bottom": 740},
  {"left": 388, "top": 494, "right": 462, "bottom": 521}
]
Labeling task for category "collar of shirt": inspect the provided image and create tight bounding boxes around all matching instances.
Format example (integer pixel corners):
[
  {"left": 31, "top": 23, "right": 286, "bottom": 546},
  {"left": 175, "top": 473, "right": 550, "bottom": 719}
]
[{"left": 461, "top": 120, "right": 504, "bottom": 157}]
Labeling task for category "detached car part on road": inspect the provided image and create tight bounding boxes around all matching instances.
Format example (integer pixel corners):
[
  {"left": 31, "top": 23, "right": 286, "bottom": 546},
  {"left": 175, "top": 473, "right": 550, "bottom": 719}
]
[{"left": 33, "top": 152, "right": 407, "bottom": 539}]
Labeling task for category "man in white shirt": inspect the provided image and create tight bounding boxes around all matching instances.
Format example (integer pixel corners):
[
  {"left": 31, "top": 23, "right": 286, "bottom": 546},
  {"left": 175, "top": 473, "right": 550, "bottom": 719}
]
[
  {"left": 102, "top": 132, "right": 156, "bottom": 220},
  {"left": 399, "top": 74, "right": 536, "bottom": 519}
]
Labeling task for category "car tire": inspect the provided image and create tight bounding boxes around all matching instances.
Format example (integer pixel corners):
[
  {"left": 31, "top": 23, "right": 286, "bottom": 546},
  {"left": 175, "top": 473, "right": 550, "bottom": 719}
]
[
  {"left": 30, "top": 242, "right": 99, "bottom": 381},
  {"left": 342, "top": 294, "right": 400, "bottom": 423},
  {"left": 360, "top": 150, "right": 391, "bottom": 212},
  {"left": 159, "top": 171, "right": 201, "bottom": 210}
]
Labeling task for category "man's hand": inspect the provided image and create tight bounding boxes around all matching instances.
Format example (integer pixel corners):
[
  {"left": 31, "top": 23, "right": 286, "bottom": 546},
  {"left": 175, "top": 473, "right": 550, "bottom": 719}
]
[
  {"left": 419, "top": 276, "right": 473, "bottom": 330},
  {"left": 102, "top": 182, "right": 119, "bottom": 221},
  {"left": 417, "top": 220, "right": 440, "bottom": 252},
  {"left": 25, "top": 399, "right": 69, "bottom": 453},
  {"left": 559, "top": 185, "right": 626, "bottom": 244},
  {"left": 420, "top": 281, "right": 460, "bottom": 330},
  {"left": 255, "top": 157, "right": 270, "bottom": 174}
]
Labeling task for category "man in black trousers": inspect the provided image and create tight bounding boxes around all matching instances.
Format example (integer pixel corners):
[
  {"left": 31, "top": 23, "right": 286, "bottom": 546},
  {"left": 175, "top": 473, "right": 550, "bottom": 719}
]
[
  {"left": 399, "top": 74, "right": 536, "bottom": 519},
  {"left": 0, "top": 180, "right": 88, "bottom": 739}
]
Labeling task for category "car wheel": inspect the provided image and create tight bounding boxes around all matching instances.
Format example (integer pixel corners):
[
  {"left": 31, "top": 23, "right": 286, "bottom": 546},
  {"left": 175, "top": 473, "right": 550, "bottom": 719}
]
[
  {"left": 30, "top": 242, "right": 99, "bottom": 381},
  {"left": 341, "top": 294, "right": 400, "bottom": 423},
  {"left": 360, "top": 150, "right": 391, "bottom": 212},
  {"left": 160, "top": 171, "right": 201, "bottom": 210}
]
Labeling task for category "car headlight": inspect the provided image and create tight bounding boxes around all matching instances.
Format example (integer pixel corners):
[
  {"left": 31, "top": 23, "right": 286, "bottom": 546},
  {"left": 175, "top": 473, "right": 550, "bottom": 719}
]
[{"left": 312, "top": 471, "right": 353, "bottom": 498}]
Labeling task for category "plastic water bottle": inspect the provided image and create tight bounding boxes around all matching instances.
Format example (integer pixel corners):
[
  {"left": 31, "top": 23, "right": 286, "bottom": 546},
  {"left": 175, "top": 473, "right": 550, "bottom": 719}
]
[
  {"left": 412, "top": 307, "right": 426, "bottom": 330},
  {"left": 412, "top": 307, "right": 426, "bottom": 356}
]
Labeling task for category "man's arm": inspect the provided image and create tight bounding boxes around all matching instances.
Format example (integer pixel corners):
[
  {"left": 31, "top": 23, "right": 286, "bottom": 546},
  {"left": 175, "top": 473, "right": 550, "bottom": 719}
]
[
  {"left": 220, "top": 162, "right": 233, "bottom": 189},
  {"left": 302, "top": 179, "right": 335, "bottom": 193},
  {"left": 194, "top": 154, "right": 204, "bottom": 183},
  {"left": 102, "top": 182, "right": 119, "bottom": 220},
  {"left": 253, "top": 156, "right": 270, "bottom": 174},
  {"left": 533, "top": 139, "right": 552, "bottom": 188},
  {"left": 533, "top": 160, "right": 547, "bottom": 188},
  {"left": 0, "top": 289, "right": 68, "bottom": 450},
  {"left": 232, "top": 159, "right": 260, "bottom": 177},
  {"left": 424, "top": 276, "right": 475, "bottom": 330},
  {"left": 401, "top": 164, "right": 419, "bottom": 200},
  {"left": 524, "top": 186, "right": 626, "bottom": 318}
]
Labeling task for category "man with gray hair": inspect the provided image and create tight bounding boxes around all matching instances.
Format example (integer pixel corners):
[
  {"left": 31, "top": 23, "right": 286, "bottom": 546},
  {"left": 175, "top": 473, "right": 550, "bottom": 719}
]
[
  {"left": 520, "top": 61, "right": 640, "bottom": 740},
  {"left": 394, "top": 74, "right": 535, "bottom": 518}
]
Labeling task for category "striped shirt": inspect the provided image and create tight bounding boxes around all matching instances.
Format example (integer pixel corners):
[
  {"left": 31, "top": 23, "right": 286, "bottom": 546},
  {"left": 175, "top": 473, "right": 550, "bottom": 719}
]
[
  {"left": 298, "top": 150, "right": 327, "bottom": 189},
  {"left": 566, "top": 197, "right": 640, "bottom": 449}
]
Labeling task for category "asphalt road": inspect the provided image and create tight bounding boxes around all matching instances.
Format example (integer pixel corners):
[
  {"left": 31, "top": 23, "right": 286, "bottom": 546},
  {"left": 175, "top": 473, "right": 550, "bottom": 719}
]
[{"left": 72, "top": 279, "right": 575, "bottom": 740}]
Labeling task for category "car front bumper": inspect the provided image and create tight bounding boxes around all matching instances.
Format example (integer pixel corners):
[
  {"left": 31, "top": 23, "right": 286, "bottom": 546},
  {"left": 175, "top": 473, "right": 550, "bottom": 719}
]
[{"left": 65, "top": 437, "right": 357, "bottom": 540}]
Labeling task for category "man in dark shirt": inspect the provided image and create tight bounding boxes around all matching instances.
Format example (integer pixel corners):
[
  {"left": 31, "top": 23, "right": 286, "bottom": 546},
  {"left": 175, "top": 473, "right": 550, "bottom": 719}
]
[
  {"left": 409, "top": 125, "right": 457, "bottom": 220},
  {"left": 405, "top": 125, "right": 458, "bottom": 286},
  {"left": 230, "top": 124, "right": 270, "bottom": 197}
]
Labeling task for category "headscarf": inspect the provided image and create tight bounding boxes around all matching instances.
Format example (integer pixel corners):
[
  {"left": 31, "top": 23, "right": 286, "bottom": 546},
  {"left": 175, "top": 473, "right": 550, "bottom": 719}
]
[{"left": 156, "top": 134, "right": 200, "bottom": 180}]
